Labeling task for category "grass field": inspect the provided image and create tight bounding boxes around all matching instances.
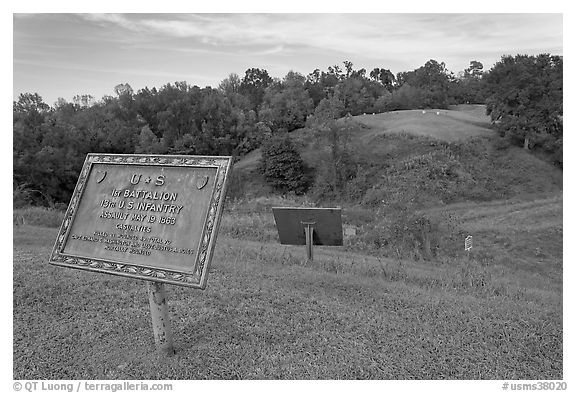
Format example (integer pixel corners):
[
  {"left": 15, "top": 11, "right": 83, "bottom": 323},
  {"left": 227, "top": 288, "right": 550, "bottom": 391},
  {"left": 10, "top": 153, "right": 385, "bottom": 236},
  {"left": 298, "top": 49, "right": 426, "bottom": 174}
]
[
  {"left": 13, "top": 196, "right": 562, "bottom": 379},
  {"left": 352, "top": 108, "right": 493, "bottom": 142}
]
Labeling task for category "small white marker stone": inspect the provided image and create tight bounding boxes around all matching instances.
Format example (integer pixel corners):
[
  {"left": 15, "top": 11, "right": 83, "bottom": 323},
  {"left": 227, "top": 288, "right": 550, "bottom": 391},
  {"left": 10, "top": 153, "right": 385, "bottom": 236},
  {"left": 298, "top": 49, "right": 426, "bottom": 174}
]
[{"left": 465, "top": 235, "right": 473, "bottom": 251}]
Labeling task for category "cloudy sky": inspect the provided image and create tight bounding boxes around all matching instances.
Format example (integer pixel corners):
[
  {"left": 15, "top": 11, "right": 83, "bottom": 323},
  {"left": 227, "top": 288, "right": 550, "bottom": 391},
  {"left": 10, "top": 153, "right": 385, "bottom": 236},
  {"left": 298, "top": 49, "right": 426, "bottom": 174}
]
[{"left": 13, "top": 13, "right": 563, "bottom": 106}]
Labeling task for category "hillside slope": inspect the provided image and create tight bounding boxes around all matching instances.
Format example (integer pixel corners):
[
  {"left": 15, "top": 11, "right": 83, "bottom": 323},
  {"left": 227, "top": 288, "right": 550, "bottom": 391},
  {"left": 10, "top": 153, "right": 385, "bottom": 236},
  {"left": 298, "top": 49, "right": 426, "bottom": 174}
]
[
  {"left": 232, "top": 105, "right": 562, "bottom": 206},
  {"left": 234, "top": 105, "right": 493, "bottom": 173}
]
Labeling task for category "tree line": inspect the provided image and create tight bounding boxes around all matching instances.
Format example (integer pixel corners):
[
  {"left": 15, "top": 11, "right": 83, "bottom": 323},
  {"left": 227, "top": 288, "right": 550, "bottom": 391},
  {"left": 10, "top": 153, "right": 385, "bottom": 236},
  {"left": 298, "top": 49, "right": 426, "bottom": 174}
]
[{"left": 13, "top": 54, "right": 562, "bottom": 206}]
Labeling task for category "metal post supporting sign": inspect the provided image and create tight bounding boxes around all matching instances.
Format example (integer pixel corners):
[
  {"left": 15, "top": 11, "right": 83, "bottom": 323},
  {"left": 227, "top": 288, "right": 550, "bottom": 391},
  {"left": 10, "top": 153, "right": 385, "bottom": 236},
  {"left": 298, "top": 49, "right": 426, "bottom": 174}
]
[
  {"left": 147, "top": 282, "right": 175, "bottom": 356},
  {"left": 301, "top": 221, "right": 316, "bottom": 264}
]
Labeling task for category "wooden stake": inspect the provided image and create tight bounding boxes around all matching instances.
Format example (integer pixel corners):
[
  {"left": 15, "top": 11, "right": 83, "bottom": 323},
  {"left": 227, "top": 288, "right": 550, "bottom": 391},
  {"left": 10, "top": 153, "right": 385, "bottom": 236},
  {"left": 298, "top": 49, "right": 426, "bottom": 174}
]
[{"left": 147, "top": 281, "right": 175, "bottom": 356}]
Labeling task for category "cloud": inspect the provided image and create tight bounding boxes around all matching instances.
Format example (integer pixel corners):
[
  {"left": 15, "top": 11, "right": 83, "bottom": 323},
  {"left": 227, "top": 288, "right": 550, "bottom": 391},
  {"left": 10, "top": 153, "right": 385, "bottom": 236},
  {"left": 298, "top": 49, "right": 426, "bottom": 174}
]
[
  {"left": 14, "top": 13, "right": 563, "bottom": 105},
  {"left": 13, "top": 57, "right": 213, "bottom": 82},
  {"left": 73, "top": 13, "right": 561, "bottom": 69}
]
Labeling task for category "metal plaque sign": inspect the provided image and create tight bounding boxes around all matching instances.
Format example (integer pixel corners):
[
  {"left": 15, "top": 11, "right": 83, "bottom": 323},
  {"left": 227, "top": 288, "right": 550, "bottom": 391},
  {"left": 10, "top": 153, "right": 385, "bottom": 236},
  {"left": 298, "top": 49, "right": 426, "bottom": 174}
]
[
  {"left": 272, "top": 207, "right": 343, "bottom": 246},
  {"left": 50, "top": 154, "right": 233, "bottom": 289}
]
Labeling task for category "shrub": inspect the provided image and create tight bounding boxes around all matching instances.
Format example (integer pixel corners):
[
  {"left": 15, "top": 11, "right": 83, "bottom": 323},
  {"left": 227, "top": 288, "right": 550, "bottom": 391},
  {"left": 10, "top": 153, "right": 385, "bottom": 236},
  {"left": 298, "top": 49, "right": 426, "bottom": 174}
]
[
  {"left": 225, "top": 169, "right": 247, "bottom": 202},
  {"left": 347, "top": 205, "right": 463, "bottom": 261},
  {"left": 388, "top": 211, "right": 441, "bottom": 261},
  {"left": 13, "top": 183, "right": 34, "bottom": 209},
  {"left": 13, "top": 206, "right": 65, "bottom": 227},
  {"left": 258, "top": 134, "right": 312, "bottom": 195},
  {"left": 309, "top": 149, "right": 359, "bottom": 201}
]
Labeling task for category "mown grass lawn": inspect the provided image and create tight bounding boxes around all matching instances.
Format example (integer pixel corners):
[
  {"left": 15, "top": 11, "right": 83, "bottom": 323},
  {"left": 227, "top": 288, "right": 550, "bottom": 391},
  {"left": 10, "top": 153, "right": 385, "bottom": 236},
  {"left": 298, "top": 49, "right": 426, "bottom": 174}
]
[
  {"left": 13, "top": 224, "right": 562, "bottom": 380},
  {"left": 352, "top": 108, "right": 494, "bottom": 142}
]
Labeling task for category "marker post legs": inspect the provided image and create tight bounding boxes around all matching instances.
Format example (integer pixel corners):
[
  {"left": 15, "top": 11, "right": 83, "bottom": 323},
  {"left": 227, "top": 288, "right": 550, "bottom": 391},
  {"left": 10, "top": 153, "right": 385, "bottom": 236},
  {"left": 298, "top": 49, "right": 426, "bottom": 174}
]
[
  {"left": 302, "top": 221, "right": 316, "bottom": 264},
  {"left": 147, "top": 281, "right": 175, "bottom": 356}
]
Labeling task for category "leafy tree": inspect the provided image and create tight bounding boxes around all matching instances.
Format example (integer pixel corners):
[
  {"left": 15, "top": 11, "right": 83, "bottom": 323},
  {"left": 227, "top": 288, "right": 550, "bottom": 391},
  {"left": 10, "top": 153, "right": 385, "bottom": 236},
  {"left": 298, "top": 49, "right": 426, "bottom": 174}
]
[
  {"left": 13, "top": 93, "right": 51, "bottom": 135},
  {"left": 388, "top": 84, "right": 425, "bottom": 110},
  {"left": 133, "top": 86, "right": 162, "bottom": 132},
  {"left": 218, "top": 73, "right": 250, "bottom": 109},
  {"left": 310, "top": 94, "right": 344, "bottom": 125},
  {"left": 449, "top": 60, "right": 487, "bottom": 104},
  {"left": 484, "top": 54, "right": 562, "bottom": 157},
  {"left": 335, "top": 76, "right": 383, "bottom": 115},
  {"left": 258, "top": 134, "right": 311, "bottom": 194},
  {"left": 343, "top": 60, "right": 354, "bottom": 78},
  {"left": 327, "top": 64, "right": 345, "bottom": 81},
  {"left": 259, "top": 71, "right": 314, "bottom": 132},
  {"left": 196, "top": 87, "right": 239, "bottom": 154},
  {"left": 14, "top": 108, "right": 87, "bottom": 205},
  {"left": 13, "top": 92, "right": 50, "bottom": 114},
  {"left": 305, "top": 69, "right": 326, "bottom": 106},
  {"left": 114, "top": 83, "right": 134, "bottom": 97},
  {"left": 153, "top": 83, "right": 202, "bottom": 149},
  {"left": 396, "top": 60, "right": 453, "bottom": 108},
  {"left": 307, "top": 95, "right": 358, "bottom": 198},
  {"left": 370, "top": 67, "right": 396, "bottom": 90},
  {"left": 135, "top": 125, "right": 165, "bottom": 154},
  {"left": 14, "top": 93, "right": 52, "bottom": 204},
  {"left": 73, "top": 94, "right": 96, "bottom": 108},
  {"left": 465, "top": 60, "right": 484, "bottom": 79},
  {"left": 304, "top": 62, "right": 386, "bottom": 116},
  {"left": 239, "top": 68, "right": 273, "bottom": 110},
  {"left": 373, "top": 91, "right": 393, "bottom": 112},
  {"left": 304, "top": 65, "right": 343, "bottom": 105},
  {"left": 218, "top": 73, "right": 242, "bottom": 95},
  {"left": 230, "top": 110, "right": 267, "bottom": 155},
  {"left": 13, "top": 77, "right": 276, "bottom": 205}
]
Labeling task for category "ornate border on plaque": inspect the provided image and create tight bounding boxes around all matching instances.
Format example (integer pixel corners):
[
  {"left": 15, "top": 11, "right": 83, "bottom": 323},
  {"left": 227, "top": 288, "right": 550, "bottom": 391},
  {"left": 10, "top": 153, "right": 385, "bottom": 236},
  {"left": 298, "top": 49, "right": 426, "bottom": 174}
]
[{"left": 49, "top": 154, "right": 232, "bottom": 288}]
